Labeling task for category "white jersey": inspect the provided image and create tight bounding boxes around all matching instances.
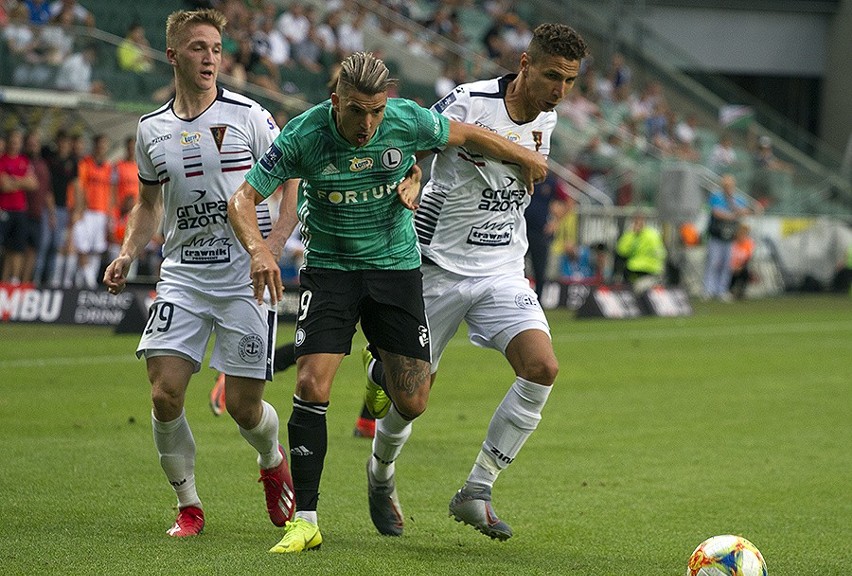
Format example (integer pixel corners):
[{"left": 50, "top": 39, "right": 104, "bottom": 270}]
[
  {"left": 136, "top": 87, "right": 279, "bottom": 297},
  {"left": 415, "top": 75, "right": 556, "bottom": 277}
]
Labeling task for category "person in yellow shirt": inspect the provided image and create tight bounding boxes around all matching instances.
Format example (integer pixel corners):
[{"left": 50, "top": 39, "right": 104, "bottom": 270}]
[
  {"left": 616, "top": 212, "right": 667, "bottom": 293},
  {"left": 117, "top": 23, "right": 153, "bottom": 73}
]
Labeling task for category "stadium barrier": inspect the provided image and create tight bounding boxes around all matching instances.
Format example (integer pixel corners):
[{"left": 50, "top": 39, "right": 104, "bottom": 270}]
[{"left": 539, "top": 280, "right": 692, "bottom": 318}]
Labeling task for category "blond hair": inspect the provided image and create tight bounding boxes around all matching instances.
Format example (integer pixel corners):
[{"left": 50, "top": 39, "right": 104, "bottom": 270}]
[
  {"left": 337, "top": 52, "right": 397, "bottom": 95},
  {"left": 166, "top": 9, "right": 227, "bottom": 50}
]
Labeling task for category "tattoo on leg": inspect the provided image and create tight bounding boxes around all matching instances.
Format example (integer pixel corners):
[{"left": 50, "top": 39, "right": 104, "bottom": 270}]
[{"left": 383, "top": 352, "right": 429, "bottom": 399}]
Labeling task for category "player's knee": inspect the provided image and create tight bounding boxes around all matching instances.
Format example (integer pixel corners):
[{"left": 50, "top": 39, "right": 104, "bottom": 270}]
[
  {"left": 395, "top": 395, "right": 428, "bottom": 420},
  {"left": 150, "top": 384, "right": 183, "bottom": 419},
  {"left": 520, "top": 357, "right": 559, "bottom": 386}
]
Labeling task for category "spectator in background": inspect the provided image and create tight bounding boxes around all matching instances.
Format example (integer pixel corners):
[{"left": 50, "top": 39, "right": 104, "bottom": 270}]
[
  {"left": 616, "top": 212, "right": 667, "bottom": 294},
  {"left": 55, "top": 44, "right": 107, "bottom": 95},
  {"left": 22, "top": 130, "right": 53, "bottom": 285},
  {"left": 37, "top": 129, "right": 78, "bottom": 288},
  {"left": 252, "top": 15, "right": 291, "bottom": 82},
  {"left": 25, "top": 0, "right": 53, "bottom": 25},
  {"left": 336, "top": 9, "right": 366, "bottom": 56},
  {"left": 48, "top": 0, "right": 94, "bottom": 27},
  {"left": 728, "top": 223, "right": 754, "bottom": 300},
  {"left": 113, "top": 136, "right": 138, "bottom": 219},
  {"left": 708, "top": 132, "right": 738, "bottom": 173},
  {"left": 1, "top": 129, "right": 37, "bottom": 284},
  {"left": 117, "top": 23, "right": 154, "bottom": 73},
  {"left": 753, "top": 136, "right": 793, "bottom": 174},
  {"left": 703, "top": 173, "right": 758, "bottom": 301},
  {"left": 68, "top": 133, "right": 113, "bottom": 289},
  {"left": 607, "top": 51, "right": 631, "bottom": 92},
  {"left": 526, "top": 173, "right": 571, "bottom": 301},
  {"left": 276, "top": 1, "right": 310, "bottom": 49},
  {"left": 39, "top": 6, "right": 76, "bottom": 66}
]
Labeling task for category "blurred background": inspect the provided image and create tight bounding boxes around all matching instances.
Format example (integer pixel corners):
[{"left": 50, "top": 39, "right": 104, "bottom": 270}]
[{"left": 1, "top": 0, "right": 850, "bottom": 303}]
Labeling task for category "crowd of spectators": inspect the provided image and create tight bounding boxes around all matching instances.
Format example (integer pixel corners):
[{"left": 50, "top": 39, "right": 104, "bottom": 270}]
[
  {"left": 0, "top": 128, "right": 163, "bottom": 288},
  {"left": 1, "top": 0, "right": 804, "bottom": 299}
]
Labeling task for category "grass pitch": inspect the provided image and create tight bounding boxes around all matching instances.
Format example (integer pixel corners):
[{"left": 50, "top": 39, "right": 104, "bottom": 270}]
[{"left": 0, "top": 294, "right": 849, "bottom": 575}]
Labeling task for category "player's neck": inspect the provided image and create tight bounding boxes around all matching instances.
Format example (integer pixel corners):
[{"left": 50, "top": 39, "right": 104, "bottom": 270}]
[
  {"left": 173, "top": 83, "right": 218, "bottom": 119},
  {"left": 504, "top": 76, "right": 537, "bottom": 123}
]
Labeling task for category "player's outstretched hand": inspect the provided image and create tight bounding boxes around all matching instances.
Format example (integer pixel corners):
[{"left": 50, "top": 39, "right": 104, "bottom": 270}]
[
  {"left": 396, "top": 163, "right": 422, "bottom": 211},
  {"left": 104, "top": 255, "right": 132, "bottom": 295},
  {"left": 250, "top": 248, "right": 284, "bottom": 306}
]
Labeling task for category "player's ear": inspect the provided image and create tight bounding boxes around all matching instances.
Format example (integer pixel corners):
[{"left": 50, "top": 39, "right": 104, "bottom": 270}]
[{"left": 166, "top": 48, "right": 177, "bottom": 66}]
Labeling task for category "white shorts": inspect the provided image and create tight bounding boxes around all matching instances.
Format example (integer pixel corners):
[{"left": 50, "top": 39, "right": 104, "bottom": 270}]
[
  {"left": 136, "top": 286, "right": 277, "bottom": 380},
  {"left": 421, "top": 264, "right": 550, "bottom": 373},
  {"left": 72, "top": 210, "right": 108, "bottom": 254}
]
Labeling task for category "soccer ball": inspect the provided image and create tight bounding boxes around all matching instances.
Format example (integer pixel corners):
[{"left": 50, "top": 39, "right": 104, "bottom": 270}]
[{"left": 686, "top": 534, "right": 767, "bottom": 576}]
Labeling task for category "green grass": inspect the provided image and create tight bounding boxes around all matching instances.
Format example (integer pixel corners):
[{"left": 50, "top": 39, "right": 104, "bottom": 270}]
[{"left": 1, "top": 294, "right": 850, "bottom": 575}]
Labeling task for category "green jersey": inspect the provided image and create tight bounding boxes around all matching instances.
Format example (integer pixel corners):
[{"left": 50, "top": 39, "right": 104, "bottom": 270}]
[{"left": 246, "top": 98, "right": 450, "bottom": 270}]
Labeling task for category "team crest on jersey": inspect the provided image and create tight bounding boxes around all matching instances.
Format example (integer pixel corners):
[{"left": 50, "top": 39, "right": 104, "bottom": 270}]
[
  {"left": 209, "top": 126, "right": 227, "bottom": 152},
  {"left": 380, "top": 148, "right": 403, "bottom": 169},
  {"left": 514, "top": 292, "right": 540, "bottom": 310},
  {"left": 180, "top": 131, "right": 202, "bottom": 146},
  {"left": 532, "top": 131, "right": 543, "bottom": 151},
  {"left": 349, "top": 157, "right": 373, "bottom": 172},
  {"left": 238, "top": 334, "right": 264, "bottom": 363}
]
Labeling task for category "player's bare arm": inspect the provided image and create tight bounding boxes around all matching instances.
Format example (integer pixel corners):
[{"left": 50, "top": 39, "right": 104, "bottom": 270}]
[
  {"left": 104, "top": 182, "right": 162, "bottom": 294},
  {"left": 264, "top": 179, "right": 300, "bottom": 260},
  {"left": 445, "top": 120, "right": 548, "bottom": 193},
  {"left": 228, "top": 180, "right": 283, "bottom": 305}
]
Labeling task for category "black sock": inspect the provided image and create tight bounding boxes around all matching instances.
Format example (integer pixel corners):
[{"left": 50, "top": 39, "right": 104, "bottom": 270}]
[
  {"left": 359, "top": 403, "right": 374, "bottom": 420},
  {"left": 367, "top": 346, "right": 388, "bottom": 393},
  {"left": 274, "top": 342, "right": 296, "bottom": 373},
  {"left": 288, "top": 396, "right": 328, "bottom": 512}
]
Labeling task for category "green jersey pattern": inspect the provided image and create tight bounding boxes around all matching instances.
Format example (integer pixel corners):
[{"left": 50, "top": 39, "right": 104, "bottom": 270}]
[{"left": 246, "top": 98, "right": 450, "bottom": 270}]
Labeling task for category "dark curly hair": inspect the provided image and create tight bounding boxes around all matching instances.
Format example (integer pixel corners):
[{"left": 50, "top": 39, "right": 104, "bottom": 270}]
[{"left": 527, "top": 23, "right": 590, "bottom": 63}]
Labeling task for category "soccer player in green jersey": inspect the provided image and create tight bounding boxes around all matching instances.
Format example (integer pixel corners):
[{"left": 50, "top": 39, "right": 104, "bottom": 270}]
[{"left": 228, "top": 51, "right": 548, "bottom": 553}]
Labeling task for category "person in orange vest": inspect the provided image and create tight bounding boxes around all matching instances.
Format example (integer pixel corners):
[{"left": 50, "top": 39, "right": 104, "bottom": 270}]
[
  {"left": 729, "top": 223, "right": 755, "bottom": 300},
  {"left": 113, "top": 136, "right": 138, "bottom": 221},
  {"left": 66, "top": 133, "right": 114, "bottom": 288}
]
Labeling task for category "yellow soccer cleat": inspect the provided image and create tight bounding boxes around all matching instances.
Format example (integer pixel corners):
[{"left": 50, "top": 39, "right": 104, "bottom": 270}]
[
  {"left": 268, "top": 517, "right": 323, "bottom": 553},
  {"left": 362, "top": 346, "right": 391, "bottom": 418}
]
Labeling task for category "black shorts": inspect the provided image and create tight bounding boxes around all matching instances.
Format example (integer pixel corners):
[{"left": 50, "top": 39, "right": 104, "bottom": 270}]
[
  {"left": 0, "top": 210, "right": 28, "bottom": 251},
  {"left": 293, "top": 267, "right": 430, "bottom": 362}
]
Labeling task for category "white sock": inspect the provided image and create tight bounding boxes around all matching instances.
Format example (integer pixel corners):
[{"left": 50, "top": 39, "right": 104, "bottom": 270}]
[
  {"left": 51, "top": 254, "right": 66, "bottom": 287},
  {"left": 370, "top": 404, "right": 413, "bottom": 483},
  {"left": 238, "top": 400, "right": 282, "bottom": 470},
  {"left": 62, "top": 253, "right": 77, "bottom": 288},
  {"left": 295, "top": 510, "right": 318, "bottom": 525},
  {"left": 83, "top": 256, "right": 99, "bottom": 289},
  {"left": 467, "top": 377, "right": 553, "bottom": 490},
  {"left": 152, "top": 409, "right": 201, "bottom": 509}
]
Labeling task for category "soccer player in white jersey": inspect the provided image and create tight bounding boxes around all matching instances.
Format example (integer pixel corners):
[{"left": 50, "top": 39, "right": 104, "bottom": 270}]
[
  {"left": 364, "top": 23, "right": 589, "bottom": 540},
  {"left": 103, "top": 9, "right": 295, "bottom": 538}
]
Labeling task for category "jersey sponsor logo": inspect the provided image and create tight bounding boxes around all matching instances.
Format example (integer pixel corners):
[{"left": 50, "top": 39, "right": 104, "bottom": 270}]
[
  {"left": 260, "top": 142, "right": 282, "bottom": 171},
  {"left": 475, "top": 121, "right": 497, "bottom": 133},
  {"left": 238, "top": 333, "right": 264, "bottom": 362},
  {"left": 209, "top": 126, "right": 228, "bottom": 152},
  {"left": 514, "top": 292, "right": 540, "bottom": 310},
  {"left": 505, "top": 131, "right": 521, "bottom": 143},
  {"left": 380, "top": 148, "right": 403, "bottom": 170},
  {"left": 266, "top": 115, "right": 276, "bottom": 131},
  {"left": 151, "top": 134, "right": 171, "bottom": 144},
  {"left": 477, "top": 178, "right": 526, "bottom": 212},
  {"left": 349, "top": 156, "right": 373, "bottom": 172},
  {"left": 180, "top": 131, "right": 202, "bottom": 146},
  {"left": 316, "top": 180, "right": 400, "bottom": 205},
  {"left": 176, "top": 200, "right": 228, "bottom": 230},
  {"left": 467, "top": 221, "right": 514, "bottom": 246},
  {"left": 433, "top": 91, "right": 457, "bottom": 113},
  {"left": 532, "top": 130, "right": 543, "bottom": 151},
  {"left": 180, "top": 237, "right": 232, "bottom": 264},
  {"left": 418, "top": 325, "right": 429, "bottom": 348}
]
